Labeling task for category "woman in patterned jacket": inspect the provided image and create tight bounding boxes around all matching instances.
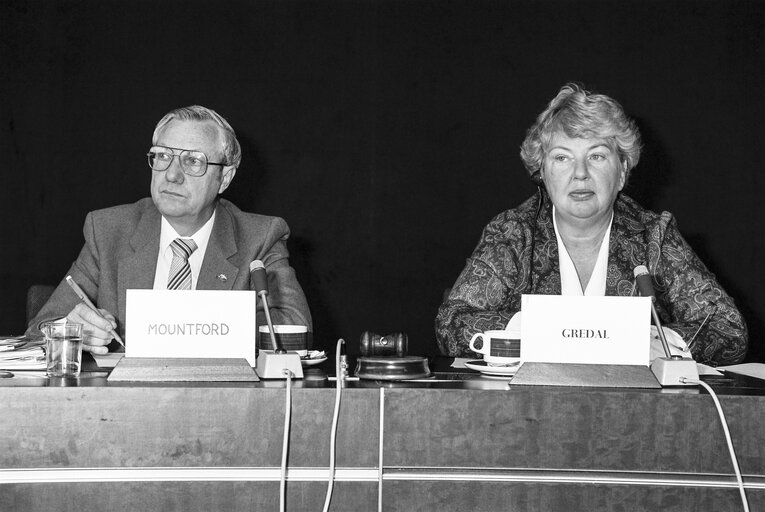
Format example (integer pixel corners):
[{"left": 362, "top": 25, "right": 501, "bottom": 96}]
[{"left": 435, "top": 83, "right": 747, "bottom": 366}]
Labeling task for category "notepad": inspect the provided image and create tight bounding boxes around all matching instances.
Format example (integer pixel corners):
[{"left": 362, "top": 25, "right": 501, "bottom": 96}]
[{"left": 0, "top": 336, "right": 46, "bottom": 370}]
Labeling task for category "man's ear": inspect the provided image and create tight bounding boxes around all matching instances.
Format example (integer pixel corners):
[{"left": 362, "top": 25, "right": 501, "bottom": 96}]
[{"left": 218, "top": 166, "right": 237, "bottom": 194}]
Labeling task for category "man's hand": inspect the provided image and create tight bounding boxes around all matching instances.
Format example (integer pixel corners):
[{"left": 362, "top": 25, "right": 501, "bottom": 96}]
[{"left": 66, "top": 303, "right": 118, "bottom": 355}]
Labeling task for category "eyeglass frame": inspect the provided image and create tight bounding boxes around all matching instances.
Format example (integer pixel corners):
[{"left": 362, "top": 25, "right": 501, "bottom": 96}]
[{"left": 147, "top": 145, "right": 228, "bottom": 177}]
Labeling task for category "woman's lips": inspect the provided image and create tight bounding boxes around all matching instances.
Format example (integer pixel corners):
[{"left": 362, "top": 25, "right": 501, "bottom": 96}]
[{"left": 569, "top": 190, "right": 594, "bottom": 200}]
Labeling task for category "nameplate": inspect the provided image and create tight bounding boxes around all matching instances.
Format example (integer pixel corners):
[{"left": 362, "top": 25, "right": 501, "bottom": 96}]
[
  {"left": 126, "top": 290, "right": 257, "bottom": 365},
  {"left": 511, "top": 362, "right": 660, "bottom": 388},
  {"left": 108, "top": 357, "right": 259, "bottom": 382},
  {"left": 521, "top": 295, "right": 651, "bottom": 366}
]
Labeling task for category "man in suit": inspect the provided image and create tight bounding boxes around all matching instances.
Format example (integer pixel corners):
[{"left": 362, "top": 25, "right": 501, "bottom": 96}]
[{"left": 27, "top": 105, "right": 311, "bottom": 354}]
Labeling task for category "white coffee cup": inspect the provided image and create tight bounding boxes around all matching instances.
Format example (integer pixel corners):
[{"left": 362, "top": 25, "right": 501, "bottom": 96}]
[
  {"left": 469, "top": 329, "right": 521, "bottom": 365},
  {"left": 258, "top": 325, "right": 310, "bottom": 356}
]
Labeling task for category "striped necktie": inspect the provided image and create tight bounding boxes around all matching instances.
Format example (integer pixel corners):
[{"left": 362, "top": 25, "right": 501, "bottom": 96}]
[{"left": 167, "top": 238, "right": 198, "bottom": 290}]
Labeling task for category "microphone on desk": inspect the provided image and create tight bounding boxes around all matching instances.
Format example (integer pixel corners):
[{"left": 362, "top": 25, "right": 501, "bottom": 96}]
[
  {"left": 250, "top": 260, "right": 303, "bottom": 379},
  {"left": 250, "top": 260, "right": 284, "bottom": 354},
  {"left": 633, "top": 265, "right": 698, "bottom": 386},
  {"left": 633, "top": 265, "right": 672, "bottom": 359}
]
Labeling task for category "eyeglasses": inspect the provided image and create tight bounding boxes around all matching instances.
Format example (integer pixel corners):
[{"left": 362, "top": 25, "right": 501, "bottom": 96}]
[{"left": 147, "top": 145, "right": 226, "bottom": 177}]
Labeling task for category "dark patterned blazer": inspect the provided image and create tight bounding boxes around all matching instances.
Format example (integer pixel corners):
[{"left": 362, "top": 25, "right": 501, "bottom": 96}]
[
  {"left": 435, "top": 193, "right": 748, "bottom": 365},
  {"left": 27, "top": 198, "right": 312, "bottom": 339}
]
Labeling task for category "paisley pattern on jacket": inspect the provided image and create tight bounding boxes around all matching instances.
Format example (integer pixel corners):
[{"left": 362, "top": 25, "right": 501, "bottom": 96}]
[{"left": 435, "top": 193, "right": 748, "bottom": 365}]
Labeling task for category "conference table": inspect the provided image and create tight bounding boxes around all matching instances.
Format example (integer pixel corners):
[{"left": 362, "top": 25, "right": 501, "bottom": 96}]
[{"left": 1, "top": 355, "right": 764, "bottom": 512}]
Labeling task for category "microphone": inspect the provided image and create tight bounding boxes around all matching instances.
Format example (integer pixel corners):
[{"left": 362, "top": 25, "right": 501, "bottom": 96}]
[
  {"left": 250, "top": 259, "right": 269, "bottom": 295},
  {"left": 633, "top": 265, "right": 698, "bottom": 386},
  {"left": 633, "top": 265, "right": 672, "bottom": 359},
  {"left": 634, "top": 265, "right": 656, "bottom": 301},
  {"left": 250, "top": 260, "right": 285, "bottom": 354},
  {"left": 250, "top": 260, "right": 303, "bottom": 379}
]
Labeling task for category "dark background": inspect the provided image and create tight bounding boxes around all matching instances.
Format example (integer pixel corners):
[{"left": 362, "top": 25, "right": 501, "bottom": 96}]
[{"left": 1, "top": 0, "right": 763, "bottom": 361}]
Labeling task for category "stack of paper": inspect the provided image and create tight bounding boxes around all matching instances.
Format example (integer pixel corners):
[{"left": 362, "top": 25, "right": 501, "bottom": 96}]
[{"left": 0, "top": 336, "right": 46, "bottom": 370}]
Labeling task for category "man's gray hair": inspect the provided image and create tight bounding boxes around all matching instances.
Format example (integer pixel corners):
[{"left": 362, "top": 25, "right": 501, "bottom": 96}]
[{"left": 152, "top": 105, "right": 242, "bottom": 169}]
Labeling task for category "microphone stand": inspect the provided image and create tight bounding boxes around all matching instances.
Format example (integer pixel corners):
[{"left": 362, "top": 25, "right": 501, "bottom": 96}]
[
  {"left": 260, "top": 292, "right": 284, "bottom": 353},
  {"left": 254, "top": 274, "right": 303, "bottom": 380},
  {"left": 645, "top": 289, "right": 698, "bottom": 387},
  {"left": 634, "top": 265, "right": 698, "bottom": 386},
  {"left": 650, "top": 302, "right": 674, "bottom": 360}
]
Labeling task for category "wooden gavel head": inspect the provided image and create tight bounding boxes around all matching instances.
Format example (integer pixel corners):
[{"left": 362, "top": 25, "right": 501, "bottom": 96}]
[{"left": 359, "top": 331, "right": 408, "bottom": 357}]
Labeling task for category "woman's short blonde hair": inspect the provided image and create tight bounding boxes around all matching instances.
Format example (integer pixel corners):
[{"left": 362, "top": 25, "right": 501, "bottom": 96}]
[{"left": 520, "top": 83, "right": 641, "bottom": 181}]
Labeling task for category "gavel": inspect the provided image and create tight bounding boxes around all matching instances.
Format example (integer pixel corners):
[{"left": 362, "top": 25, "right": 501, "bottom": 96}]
[{"left": 359, "top": 331, "right": 408, "bottom": 358}]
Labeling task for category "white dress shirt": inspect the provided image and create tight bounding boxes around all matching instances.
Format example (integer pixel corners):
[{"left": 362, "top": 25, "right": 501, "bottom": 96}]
[
  {"left": 152, "top": 212, "right": 216, "bottom": 290},
  {"left": 553, "top": 206, "right": 613, "bottom": 297}
]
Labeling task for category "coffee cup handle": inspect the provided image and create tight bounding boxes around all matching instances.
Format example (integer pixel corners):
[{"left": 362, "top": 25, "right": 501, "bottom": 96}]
[{"left": 469, "top": 332, "right": 486, "bottom": 354}]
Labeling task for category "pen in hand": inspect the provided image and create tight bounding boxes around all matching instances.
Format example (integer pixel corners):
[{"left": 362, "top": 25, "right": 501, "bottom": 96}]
[{"left": 65, "top": 275, "right": 125, "bottom": 348}]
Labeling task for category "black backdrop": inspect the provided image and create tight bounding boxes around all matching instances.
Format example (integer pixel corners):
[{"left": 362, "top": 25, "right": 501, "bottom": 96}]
[{"left": 2, "top": 0, "right": 763, "bottom": 361}]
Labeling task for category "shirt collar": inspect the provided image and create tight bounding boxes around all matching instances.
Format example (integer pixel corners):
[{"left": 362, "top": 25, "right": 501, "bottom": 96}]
[{"left": 159, "top": 211, "right": 216, "bottom": 256}]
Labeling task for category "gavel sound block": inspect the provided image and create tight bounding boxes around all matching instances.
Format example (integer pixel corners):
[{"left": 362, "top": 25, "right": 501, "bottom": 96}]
[{"left": 355, "top": 331, "right": 431, "bottom": 380}]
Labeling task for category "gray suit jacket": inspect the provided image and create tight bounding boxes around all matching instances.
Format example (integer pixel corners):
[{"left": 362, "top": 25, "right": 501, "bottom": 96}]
[{"left": 27, "top": 198, "right": 312, "bottom": 338}]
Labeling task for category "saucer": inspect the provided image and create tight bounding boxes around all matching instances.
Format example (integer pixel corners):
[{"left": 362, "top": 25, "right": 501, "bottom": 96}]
[
  {"left": 464, "top": 360, "right": 520, "bottom": 377},
  {"left": 301, "top": 356, "right": 327, "bottom": 367}
]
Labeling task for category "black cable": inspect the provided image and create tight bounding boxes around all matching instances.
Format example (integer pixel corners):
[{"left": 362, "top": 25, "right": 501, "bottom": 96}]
[{"left": 527, "top": 184, "right": 545, "bottom": 293}]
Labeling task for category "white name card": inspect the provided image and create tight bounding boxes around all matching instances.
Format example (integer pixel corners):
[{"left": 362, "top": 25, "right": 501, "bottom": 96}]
[
  {"left": 521, "top": 295, "right": 651, "bottom": 366},
  {"left": 126, "top": 290, "right": 257, "bottom": 365}
]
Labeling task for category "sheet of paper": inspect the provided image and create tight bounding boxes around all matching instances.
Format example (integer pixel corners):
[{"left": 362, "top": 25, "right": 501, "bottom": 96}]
[
  {"left": 126, "top": 290, "right": 257, "bottom": 365},
  {"left": 450, "top": 357, "right": 473, "bottom": 368},
  {"left": 92, "top": 352, "right": 125, "bottom": 369},
  {"left": 0, "top": 338, "right": 46, "bottom": 370},
  {"left": 716, "top": 363, "right": 765, "bottom": 380},
  {"left": 696, "top": 363, "right": 723, "bottom": 376}
]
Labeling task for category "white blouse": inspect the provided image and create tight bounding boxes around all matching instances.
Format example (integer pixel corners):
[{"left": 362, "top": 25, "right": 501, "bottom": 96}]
[{"left": 552, "top": 207, "right": 613, "bottom": 296}]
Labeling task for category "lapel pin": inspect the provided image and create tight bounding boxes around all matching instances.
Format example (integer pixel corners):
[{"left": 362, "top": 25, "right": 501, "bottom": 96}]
[{"left": 216, "top": 274, "right": 228, "bottom": 282}]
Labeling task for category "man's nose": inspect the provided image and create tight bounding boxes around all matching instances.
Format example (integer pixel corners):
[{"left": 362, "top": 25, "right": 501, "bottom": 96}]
[{"left": 165, "top": 156, "right": 185, "bottom": 183}]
